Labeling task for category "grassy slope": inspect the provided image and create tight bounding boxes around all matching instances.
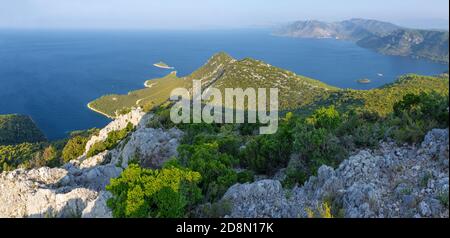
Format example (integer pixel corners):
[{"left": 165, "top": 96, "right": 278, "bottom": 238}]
[{"left": 358, "top": 29, "right": 449, "bottom": 64}]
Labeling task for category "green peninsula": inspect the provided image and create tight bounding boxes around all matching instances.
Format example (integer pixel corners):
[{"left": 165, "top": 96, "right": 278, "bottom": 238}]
[
  {"left": 88, "top": 52, "right": 449, "bottom": 119},
  {"left": 357, "top": 79, "right": 371, "bottom": 84}
]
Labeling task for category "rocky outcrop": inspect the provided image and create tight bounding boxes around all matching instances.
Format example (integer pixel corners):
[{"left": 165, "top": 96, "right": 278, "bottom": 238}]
[
  {"left": 83, "top": 108, "right": 148, "bottom": 156},
  {"left": 0, "top": 109, "right": 183, "bottom": 218},
  {"left": 223, "top": 129, "right": 449, "bottom": 218}
]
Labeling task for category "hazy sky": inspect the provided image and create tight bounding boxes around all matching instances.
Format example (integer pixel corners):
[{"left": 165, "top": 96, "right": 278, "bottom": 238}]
[{"left": 0, "top": 0, "right": 448, "bottom": 30}]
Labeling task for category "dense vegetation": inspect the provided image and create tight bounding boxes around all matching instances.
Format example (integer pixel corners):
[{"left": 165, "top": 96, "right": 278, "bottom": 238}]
[
  {"left": 307, "top": 74, "right": 449, "bottom": 116},
  {"left": 277, "top": 19, "right": 449, "bottom": 63},
  {"left": 212, "top": 57, "right": 337, "bottom": 110},
  {"left": 0, "top": 114, "right": 46, "bottom": 145},
  {"left": 107, "top": 84, "right": 448, "bottom": 217},
  {"left": 0, "top": 141, "right": 65, "bottom": 173},
  {"left": 0, "top": 128, "right": 99, "bottom": 173},
  {"left": 2, "top": 52, "right": 449, "bottom": 218},
  {"left": 88, "top": 72, "right": 191, "bottom": 118},
  {"left": 154, "top": 61, "right": 172, "bottom": 68},
  {"left": 88, "top": 53, "right": 337, "bottom": 117},
  {"left": 106, "top": 164, "right": 202, "bottom": 218},
  {"left": 89, "top": 52, "right": 448, "bottom": 121}
]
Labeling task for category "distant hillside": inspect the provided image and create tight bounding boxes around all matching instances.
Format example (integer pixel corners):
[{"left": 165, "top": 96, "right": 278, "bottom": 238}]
[
  {"left": 0, "top": 114, "right": 46, "bottom": 145},
  {"left": 89, "top": 52, "right": 449, "bottom": 119},
  {"left": 275, "top": 19, "right": 399, "bottom": 40},
  {"left": 275, "top": 19, "right": 449, "bottom": 63}
]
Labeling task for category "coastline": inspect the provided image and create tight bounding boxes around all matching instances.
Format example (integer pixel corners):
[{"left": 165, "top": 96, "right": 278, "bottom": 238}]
[{"left": 87, "top": 102, "right": 115, "bottom": 119}]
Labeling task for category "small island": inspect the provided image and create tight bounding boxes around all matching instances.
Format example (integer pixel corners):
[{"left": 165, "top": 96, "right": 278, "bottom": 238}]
[
  {"left": 357, "top": 78, "right": 371, "bottom": 84},
  {"left": 153, "top": 61, "right": 174, "bottom": 69}
]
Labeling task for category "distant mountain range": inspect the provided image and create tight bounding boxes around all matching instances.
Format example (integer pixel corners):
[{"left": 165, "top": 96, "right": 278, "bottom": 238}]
[{"left": 275, "top": 19, "right": 449, "bottom": 63}]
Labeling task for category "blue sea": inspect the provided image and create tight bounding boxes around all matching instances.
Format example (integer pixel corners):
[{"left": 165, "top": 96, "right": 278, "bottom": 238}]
[{"left": 0, "top": 29, "right": 448, "bottom": 140}]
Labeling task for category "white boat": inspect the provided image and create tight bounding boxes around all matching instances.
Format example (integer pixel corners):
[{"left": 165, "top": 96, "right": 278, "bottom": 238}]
[{"left": 377, "top": 73, "right": 384, "bottom": 77}]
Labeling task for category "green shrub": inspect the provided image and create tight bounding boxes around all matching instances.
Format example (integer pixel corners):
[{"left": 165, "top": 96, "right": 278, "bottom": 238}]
[
  {"left": 336, "top": 111, "right": 386, "bottom": 149},
  {"left": 391, "top": 115, "right": 436, "bottom": 144},
  {"left": 106, "top": 164, "right": 202, "bottom": 218},
  {"left": 216, "top": 136, "right": 241, "bottom": 156},
  {"left": 240, "top": 136, "right": 279, "bottom": 174},
  {"left": 176, "top": 142, "right": 238, "bottom": 202},
  {"left": 117, "top": 108, "right": 132, "bottom": 116},
  {"left": 179, "top": 123, "right": 220, "bottom": 145}
]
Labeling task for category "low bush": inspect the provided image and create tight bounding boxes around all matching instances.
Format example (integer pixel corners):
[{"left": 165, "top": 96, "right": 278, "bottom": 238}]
[{"left": 106, "top": 164, "right": 202, "bottom": 218}]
